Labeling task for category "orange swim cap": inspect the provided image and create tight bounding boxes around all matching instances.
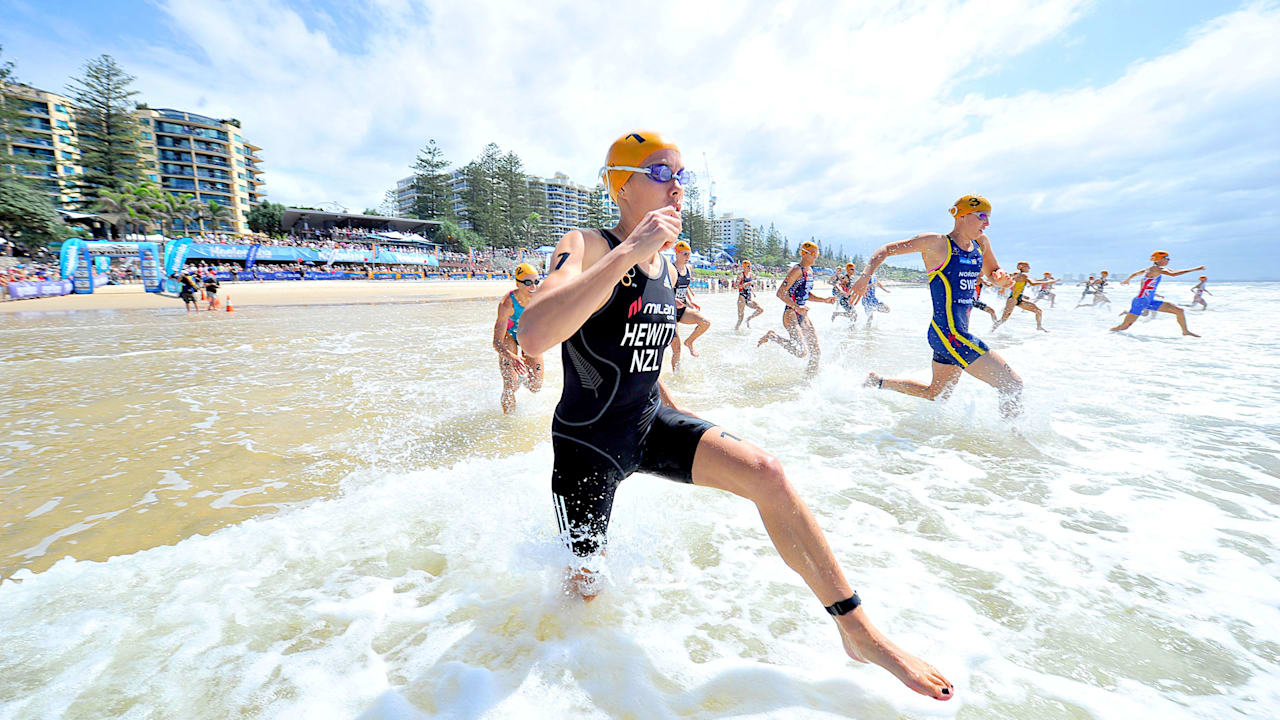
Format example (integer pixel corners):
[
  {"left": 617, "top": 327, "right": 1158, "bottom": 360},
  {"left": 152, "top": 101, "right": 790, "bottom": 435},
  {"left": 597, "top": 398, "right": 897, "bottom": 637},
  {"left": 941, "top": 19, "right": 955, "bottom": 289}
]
[
  {"left": 602, "top": 130, "right": 680, "bottom": 202},
  {"left": 1017, "top": 261, "right": 1030, "bottom": 270},
  {"left": 673, "top": 240, "right": 690, "bottom": 252},
  {"left": 845, "top": 262, "right": 855, "bottom": 271},
  {"left": 1151, "top": 250, "right": 1170, "bottom": 261},
  {"left": 950, "top": 195, "right": 992, "bottom": 218},
  {"left": 741, "top": 259, "right": 751, "bottom": 266},
  {"left": 800, "top": 240, "right": 819, "bottom": 255}
]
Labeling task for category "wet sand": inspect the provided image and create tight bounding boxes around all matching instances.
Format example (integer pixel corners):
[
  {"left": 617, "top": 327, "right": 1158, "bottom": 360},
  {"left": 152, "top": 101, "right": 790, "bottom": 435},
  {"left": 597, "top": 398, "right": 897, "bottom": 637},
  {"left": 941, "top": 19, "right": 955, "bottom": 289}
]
[{"left": 0, "top": 279, "right": 516, "bottom": 313}]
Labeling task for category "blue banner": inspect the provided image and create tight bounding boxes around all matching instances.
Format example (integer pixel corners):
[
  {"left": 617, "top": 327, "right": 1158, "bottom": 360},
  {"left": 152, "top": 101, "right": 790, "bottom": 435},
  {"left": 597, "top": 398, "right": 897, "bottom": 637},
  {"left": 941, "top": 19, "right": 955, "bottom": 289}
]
[
  {"left": 162, "top": 237, "right": 194, "bottom": 294},
  {"left": 59, "top": 237, "right": 84, "bottom": 281},
  {"left": 245, "top": 244, "right": 261, "bottom": 269},
  {"left": 184, "top": 243, "right": 439, "bottom": 266}
]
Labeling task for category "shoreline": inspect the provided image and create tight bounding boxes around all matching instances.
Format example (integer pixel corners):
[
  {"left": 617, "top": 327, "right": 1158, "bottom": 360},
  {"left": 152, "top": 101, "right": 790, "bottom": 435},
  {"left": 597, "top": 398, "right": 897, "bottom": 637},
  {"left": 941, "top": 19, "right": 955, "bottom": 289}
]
[{"left": 0, "top": 279, "right": 517, "bottom": 313}]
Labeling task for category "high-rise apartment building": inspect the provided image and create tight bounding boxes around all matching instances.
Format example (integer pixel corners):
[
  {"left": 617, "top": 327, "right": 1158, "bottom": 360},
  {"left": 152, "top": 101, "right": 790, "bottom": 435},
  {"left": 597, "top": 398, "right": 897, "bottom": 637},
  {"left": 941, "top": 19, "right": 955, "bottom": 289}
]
[
  {"left": 713, "top": 213, "right": 758, "bottom": 249},
  {"left": 134, "top": 107, "right": 265, "bottom": 234},
  {"left": 1, "top": 83, "right": 82, "bottom": 209},
  {"left": 2, "top": 84, "right": 267, "bottom": 235}
]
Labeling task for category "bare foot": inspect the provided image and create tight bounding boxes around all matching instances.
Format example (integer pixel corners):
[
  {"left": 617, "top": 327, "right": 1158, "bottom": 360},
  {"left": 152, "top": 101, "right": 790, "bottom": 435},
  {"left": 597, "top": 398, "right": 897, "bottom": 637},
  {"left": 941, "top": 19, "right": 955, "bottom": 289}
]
[
  {"left": 757, "top": 331, "right": 776, "bottom": 347},
  {"left": 1037, "top": 327, "right": 1049, "bottom": 333},
  {"left": 864, "top": 372, "right": 882, "bottom": 389},
  {"left": 836, "top": 609, "right": 954, "bottom": 700},
  {"left": 683, "top": 339, "right": 700, "bottom": 357},
  {"left": 1183, "top": 330, "right": 1200, "bottom": 337},
  {"left": 566, "top": 567, "right": 601, "bottom": 602}
]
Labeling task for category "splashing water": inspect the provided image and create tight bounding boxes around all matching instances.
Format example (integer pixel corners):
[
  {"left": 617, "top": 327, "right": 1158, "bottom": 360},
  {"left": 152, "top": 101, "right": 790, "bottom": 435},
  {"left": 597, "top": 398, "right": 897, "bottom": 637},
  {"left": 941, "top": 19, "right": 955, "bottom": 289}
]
[{"left": 1, "top": 282, "right": 1277, "bottom": 718}]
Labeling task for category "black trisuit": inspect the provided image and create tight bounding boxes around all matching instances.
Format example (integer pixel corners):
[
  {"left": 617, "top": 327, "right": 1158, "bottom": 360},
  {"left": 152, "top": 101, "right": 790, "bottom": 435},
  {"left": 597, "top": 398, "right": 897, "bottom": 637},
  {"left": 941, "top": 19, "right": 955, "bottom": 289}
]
[
  {"left": 674, "top": 263, "right": 692, "bottom": 321},
  {"left": 552, "top": 230, "right": 714, "bottom": 556}
]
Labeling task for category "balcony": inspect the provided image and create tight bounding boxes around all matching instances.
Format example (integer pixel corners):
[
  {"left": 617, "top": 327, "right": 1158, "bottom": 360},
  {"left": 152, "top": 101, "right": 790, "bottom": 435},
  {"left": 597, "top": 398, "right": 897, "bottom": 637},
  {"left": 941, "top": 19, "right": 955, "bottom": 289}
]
[
  {"left": 12, "top": 136, "right": 54, "bottom": 148},
  {"left": 192, "top": 140, "right": 227, "bottom": 155},
  {"left": 20, "top": 104, "right": 49, "bottom": 117},
  {"left": 194, "top": 155, "right": 231, "bottom": 169},
  {"left": 196, "top": 167, "right": 230, "bottom": 180}
]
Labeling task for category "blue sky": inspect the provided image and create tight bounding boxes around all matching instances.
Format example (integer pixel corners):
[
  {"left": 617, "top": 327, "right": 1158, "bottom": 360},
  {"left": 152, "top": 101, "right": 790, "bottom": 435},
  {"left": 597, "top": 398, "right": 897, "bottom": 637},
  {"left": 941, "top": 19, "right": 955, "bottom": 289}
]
[{"left": 2, "top": 0, "right": 1277, "bottom": 278}]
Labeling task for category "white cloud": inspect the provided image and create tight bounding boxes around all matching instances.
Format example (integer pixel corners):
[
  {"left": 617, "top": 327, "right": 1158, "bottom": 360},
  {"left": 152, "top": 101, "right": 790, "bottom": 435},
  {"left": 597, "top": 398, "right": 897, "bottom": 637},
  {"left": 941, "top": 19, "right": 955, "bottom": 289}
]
[{"left": 99, "top": 0, "right": 1280, "bottom": 275}]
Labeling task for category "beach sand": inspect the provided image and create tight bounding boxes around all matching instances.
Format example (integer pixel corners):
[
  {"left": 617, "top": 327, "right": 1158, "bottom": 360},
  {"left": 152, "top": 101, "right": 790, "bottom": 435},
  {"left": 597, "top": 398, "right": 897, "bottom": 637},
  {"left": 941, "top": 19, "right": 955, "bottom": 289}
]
[{"left": 0, "top": 279, "right": 516, "bottom": 313}]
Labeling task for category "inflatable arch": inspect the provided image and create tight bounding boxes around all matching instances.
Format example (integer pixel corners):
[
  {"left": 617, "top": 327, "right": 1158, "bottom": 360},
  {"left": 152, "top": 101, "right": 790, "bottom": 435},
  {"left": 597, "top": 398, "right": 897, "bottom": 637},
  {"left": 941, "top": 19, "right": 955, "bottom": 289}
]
[{"left": 58, "top": 238, "right": 168, "bottom": 294}]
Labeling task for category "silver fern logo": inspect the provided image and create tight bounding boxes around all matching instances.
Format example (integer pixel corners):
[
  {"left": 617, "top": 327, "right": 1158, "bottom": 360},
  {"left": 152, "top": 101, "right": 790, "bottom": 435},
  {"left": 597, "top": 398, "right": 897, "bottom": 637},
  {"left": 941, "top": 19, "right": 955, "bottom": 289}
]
[{"left": 566, "top": 341, "right": 603, "bottom": 396}]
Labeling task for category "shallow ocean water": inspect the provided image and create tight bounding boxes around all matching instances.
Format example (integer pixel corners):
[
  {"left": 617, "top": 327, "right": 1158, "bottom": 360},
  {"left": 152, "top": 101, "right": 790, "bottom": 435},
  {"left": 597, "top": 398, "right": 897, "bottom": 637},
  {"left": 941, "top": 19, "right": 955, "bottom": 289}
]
[{"left": 1, "top": 281, "right": 1277, "bottom": 719}]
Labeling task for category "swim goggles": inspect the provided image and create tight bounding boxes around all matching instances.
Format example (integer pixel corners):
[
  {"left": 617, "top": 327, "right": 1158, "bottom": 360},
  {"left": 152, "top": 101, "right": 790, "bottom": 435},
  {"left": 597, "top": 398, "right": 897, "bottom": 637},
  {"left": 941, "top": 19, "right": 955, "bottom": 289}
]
[
  {"left": 519, "top": 278, "right": 539, "bottom": 286},
  {"left": 975, "top": 212, "right": 990, "bottom": 222},
  {"left": 603, "top": 164, "right": 693, "bottom": 187}
]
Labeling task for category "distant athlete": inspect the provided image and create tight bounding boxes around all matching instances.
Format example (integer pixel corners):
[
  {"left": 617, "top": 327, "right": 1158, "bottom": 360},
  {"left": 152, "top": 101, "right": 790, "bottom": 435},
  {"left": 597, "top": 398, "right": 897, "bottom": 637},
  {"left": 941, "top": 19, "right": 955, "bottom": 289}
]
[
  {"left": 202, "top": 270, "right": 220, "bottom": 311},
  {"left": 1110, "top": 251, "right": 1204, "bottom": 336},
  {"left": 177, "top": 272, "right": 199, "bottom": 312},
  {"left": 758, "top": 240, "right": 836, "bottom": 377},
  {"left": 1089, "top": 270, "right": 1112, "bottom": 308},
  {"left": 851, "top": 195, "right": 1024, "bottom": 418},
  {"left": 492, "top": 263, "right": 545, "bottom": 413},
  {"left": 831, "top": 263, "right": 859, "bottom": 323},
  {"left": 860, "top": 272, "right": 891, "bottom": 327},
  {"left": 734, "top": 260, "right": 764, "bottom": 330},
  {"left": 992, "top": 261, "right": 1048, "bottom": 332},
  {"left": 669, "top": 240, "right": 711, "bottom": 370},
  {"left": 1033, "top": 271, "right": 1057, "bottom": 308},
  {"left": 1190, "top": 275, "right": 1210, "bottom": 310},
  {"left": 1074, "top": 275, "right": 1097, "bottom": 308}
]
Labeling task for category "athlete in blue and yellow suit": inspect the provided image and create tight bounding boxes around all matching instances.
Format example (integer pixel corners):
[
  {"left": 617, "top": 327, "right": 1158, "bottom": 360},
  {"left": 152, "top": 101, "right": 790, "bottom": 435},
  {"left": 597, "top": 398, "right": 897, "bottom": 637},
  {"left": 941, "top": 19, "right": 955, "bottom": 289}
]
[
  {"left": 848, "top": 195, "right": 1024, "bottom": 418},
  {"left": 492, "top": 263, "right": 545, "bottom": 413}
]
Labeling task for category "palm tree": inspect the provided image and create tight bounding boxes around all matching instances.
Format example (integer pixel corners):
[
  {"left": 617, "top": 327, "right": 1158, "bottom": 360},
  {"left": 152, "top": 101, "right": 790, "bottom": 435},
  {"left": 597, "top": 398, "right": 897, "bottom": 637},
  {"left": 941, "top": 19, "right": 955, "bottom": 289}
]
[
  {"left": 201, "top": 200, "right": 234, "bottom": 232},
  {"left": 92, "top": 188, "right": 130, "bottom": 240}
]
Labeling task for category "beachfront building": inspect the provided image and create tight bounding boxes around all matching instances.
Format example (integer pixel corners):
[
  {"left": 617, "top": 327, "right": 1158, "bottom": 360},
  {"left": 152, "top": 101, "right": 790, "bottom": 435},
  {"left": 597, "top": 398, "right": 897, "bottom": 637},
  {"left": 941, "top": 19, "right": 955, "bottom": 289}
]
[
  {"left": 0, "top": 83, "right": 83, "bottom": 210},
  {"left": 134, "top": 108, "right": 265, "bottom": 234},
  {"left": 713, "top": 213, "right": 759, "bottom": 249},
  {"left": 392, "top": 175, "right": 417, "bottom": 218},
  {"left": 528, "top": 172, "right": 619, "bottom": 240}
]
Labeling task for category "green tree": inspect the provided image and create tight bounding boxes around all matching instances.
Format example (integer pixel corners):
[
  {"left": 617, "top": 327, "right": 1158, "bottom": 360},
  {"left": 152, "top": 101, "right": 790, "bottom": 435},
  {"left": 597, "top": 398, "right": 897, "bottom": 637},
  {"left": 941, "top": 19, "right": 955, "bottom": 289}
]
[
  {"left": 680, "top": 183, "right": 712, "bottom": 253},
  {"left": 65, "top": 54, "right": 142, "bottom": 209},
  {"left": 0, "top": 176, "right": 66, "bottom": 250},
  {"left": 459, "top": 142, "right": 503, "bottom": 245},
  {"left": 200, "top": 199, "right": 233, "bottom": 232},
  {"left": 363, "top": 207, "right": 379, "bottom": 215},
  {"left": 247, "top": 201, "right": 285, "bottom": 235},
  {"left": 763, "top": 223, "right": 782, "bottom": 265},
  {"left": 495, "top": 150, "right": 531, "bottom": 247},
  {"left": 410, "top": 139, "right": 453, "bottom": 220},
  {"left": 583, "top": 183, "right": 610, "bottom": 229}
]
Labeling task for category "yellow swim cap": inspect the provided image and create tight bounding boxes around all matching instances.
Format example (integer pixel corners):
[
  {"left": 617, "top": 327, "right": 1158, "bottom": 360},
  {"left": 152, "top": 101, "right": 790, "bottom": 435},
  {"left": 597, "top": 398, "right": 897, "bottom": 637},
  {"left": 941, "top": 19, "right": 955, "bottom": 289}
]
[
  {"left": 800, "top": 240, "right": 819, "bottom": 254},
  {"left": 950, "top": 195, "right": 992, "bottom": 218},
  {"left": 514, "top": 263, "right": 537, "bottom": 280},
  {"left": 1151, "top": 251, "right": 1169, "bottom": 261},
  {"left": 602, "top": 130, "right": 680, "bottom": 202},
  {"left": 674, "top": 240, "right": 691, "bottom": 252}
]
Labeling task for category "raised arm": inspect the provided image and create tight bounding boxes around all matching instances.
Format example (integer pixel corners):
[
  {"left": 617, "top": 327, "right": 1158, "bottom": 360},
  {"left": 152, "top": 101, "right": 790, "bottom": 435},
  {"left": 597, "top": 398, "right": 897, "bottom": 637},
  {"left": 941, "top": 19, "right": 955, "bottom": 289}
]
[
  {"left": 517, "top": 208, "right": 681, "bottom": 356},
  {"left": 849, "top": 234, "right": 937, "bottom": 304},
  {"left": 1164, "top": 265, "right": 1206, "bottom": 277}
]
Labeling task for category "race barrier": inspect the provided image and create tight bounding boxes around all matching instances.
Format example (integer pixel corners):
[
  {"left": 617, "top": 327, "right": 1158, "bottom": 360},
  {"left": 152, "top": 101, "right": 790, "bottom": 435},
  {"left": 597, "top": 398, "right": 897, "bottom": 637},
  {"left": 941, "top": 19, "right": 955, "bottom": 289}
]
[{"left": 5, "top": 278, "right": 73, "bottom": 300}]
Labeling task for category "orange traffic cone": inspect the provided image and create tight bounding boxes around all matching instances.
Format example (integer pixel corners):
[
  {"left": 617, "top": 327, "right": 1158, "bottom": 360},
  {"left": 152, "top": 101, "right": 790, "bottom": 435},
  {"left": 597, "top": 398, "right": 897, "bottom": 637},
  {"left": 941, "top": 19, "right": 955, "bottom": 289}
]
[
  {"left": 201, "top": 289, "right": 207, "bottom": 301},
  {"left": 225, "top": 296, "right": 234, "bottom": 312}
]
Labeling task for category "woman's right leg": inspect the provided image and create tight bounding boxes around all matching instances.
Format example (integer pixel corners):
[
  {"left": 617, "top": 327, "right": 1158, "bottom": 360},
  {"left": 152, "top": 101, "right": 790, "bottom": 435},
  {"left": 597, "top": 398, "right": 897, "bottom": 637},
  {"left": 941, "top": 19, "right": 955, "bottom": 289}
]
[{"left": 690, "top": 429, "right": 954, "bottom": 701}]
